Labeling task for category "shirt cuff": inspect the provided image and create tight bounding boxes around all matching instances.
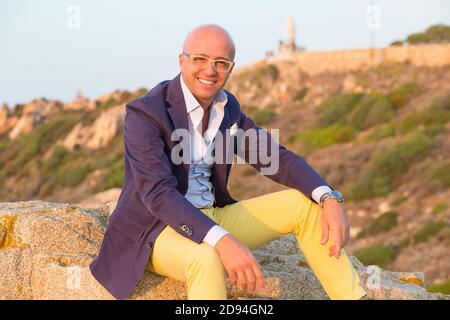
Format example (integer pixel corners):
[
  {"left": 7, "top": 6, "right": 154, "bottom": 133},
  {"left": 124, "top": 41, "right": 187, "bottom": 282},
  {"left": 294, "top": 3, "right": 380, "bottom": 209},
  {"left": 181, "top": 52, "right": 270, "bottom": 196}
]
[
  {"left": 311, "top": 185, "right": 333, "bottom": 204},
  {"left": 202, "top": 225, "right": 229, "bottom": 247}
]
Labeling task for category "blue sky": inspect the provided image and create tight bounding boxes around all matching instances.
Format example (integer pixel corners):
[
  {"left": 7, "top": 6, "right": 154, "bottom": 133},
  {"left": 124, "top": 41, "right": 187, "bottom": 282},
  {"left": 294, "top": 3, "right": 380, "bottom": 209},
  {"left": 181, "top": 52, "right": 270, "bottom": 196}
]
[{"left": 1, "top": 0, "right": 449, "bottom": 106}]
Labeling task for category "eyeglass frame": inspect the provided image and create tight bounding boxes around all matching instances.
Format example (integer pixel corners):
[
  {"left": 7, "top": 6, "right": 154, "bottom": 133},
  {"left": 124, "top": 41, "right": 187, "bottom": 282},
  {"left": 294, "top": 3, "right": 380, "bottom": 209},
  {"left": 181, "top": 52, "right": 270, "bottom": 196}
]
[{"left": 182, "top": 52, "right": 235, "bottom": 73}]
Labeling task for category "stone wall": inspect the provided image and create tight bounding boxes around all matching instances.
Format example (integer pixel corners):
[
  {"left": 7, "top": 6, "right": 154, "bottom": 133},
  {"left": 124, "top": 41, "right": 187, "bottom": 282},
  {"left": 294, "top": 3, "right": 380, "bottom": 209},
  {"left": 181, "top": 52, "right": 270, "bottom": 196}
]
[{"left": 266, "top": 44, "right": 450, "bottom": 75}]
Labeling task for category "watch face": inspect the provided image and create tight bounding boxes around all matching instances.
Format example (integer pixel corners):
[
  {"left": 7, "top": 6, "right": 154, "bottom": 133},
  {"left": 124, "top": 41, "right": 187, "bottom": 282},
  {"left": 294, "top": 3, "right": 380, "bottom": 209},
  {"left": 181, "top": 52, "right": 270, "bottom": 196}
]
[{"left": 331, "top": 191, "right": 344, "bottom": 201}]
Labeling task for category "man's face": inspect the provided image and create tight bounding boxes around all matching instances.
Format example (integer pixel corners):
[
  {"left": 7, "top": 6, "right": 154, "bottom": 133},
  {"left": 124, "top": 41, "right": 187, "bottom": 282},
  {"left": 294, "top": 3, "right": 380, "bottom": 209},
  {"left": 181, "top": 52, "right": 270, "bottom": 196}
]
[{"left": 179, "top": 29, "right": 235, "bottom": 108}]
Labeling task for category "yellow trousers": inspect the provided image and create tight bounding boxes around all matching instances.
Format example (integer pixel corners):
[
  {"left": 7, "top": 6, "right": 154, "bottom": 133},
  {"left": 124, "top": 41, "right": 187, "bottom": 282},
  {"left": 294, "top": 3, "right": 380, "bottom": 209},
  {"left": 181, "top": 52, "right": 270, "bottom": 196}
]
[{"left": 145, "top": 188, "right": 367, "bottom": 300}]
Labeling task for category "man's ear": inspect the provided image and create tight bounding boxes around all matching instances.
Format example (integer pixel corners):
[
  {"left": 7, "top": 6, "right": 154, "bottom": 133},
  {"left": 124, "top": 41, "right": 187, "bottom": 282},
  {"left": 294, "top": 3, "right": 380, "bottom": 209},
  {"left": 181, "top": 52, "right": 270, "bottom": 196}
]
[{"left": 178, "top": 53, "right": 184, "bottom": 68}]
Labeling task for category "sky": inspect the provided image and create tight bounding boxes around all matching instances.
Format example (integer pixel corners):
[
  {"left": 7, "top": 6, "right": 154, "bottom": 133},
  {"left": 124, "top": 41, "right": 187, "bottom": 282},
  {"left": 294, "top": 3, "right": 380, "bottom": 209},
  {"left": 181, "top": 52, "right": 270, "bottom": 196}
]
[{"left": 1, "top": 0, "right": 449, "bottom": 106}]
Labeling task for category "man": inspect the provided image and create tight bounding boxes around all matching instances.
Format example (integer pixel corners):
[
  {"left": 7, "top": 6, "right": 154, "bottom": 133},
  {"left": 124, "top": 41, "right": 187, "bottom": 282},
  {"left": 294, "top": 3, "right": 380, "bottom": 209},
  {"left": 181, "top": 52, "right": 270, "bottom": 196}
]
[{"left": 89, "top": 24, "right": 368, "bottom": 300}]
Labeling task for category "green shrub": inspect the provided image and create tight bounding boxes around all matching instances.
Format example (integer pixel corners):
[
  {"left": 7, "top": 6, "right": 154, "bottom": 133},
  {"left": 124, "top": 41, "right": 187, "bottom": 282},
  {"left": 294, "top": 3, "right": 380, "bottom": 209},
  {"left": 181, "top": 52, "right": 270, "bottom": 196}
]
[
  {"left": 46, "top": 145, "right": 70, "bottom": 170},
  {"left": 387, "top": 82, "right": 421, "bottom": 110},
  {"left": 0, "top": 141, "right": 6, "bottom": 154},
  {"left": 431, "top": 203, "right": 449, "bottom": 215},
  {"left": 390, "top": 40, "right": 404, "bottom": 46},
  {"left": 356, "top": 211, "right": 398, "bottom": 239},
  {"left": 91, "top": 149, "right": 125, "bottom": 192},
  {"left": 241, "top": 105, "right": 277, "bottom": 126},
  {"left": 405, "top": 24, "right": 450, "bottom": 45},
  {"left": 398, "top": 98, "right": 450, "bottom": 136},
  {"left": 363, "top": 123, "right": 397, "bottom": 142},
  {"left": 347, "top": 131, "right": 435, "bottom": 200},
  {"left": 316, "top": 92, "right": 395, "bottom": 132},
  {"left": 354, "top": 244, "right": 398, "bottom": 268},
  {"left": 294, "top": 87, "right": 308, "bottom": 101},
  {"left": 0, "top": 113, "right": 81, "bottom": 173},
  {"left": 427, "top": 280, "right": 450, "bottom": 295},
  {"left": 252, "top": 109, "right": 276, "bottom": 125},
  {"left": 391, "top": 196, "right": 407, "bottom": 207},
  {"left": 398, "top": 237, "right": 411, "bottom": 248},
  {"left": 54, "top": 163, "right": 92, "bottom": 188},
  {"left": 425, "top": 161, "right": 450, "bottom": 188},
  {"left": 289, "top": 123, "right": 356, "bottom": 151},
  {"left": 316, "top": 93, "right": 364, "bottom": 127},
  {"left": 347, "top": 94, "right": 395, "bottom": 131},
  {"left": 413, "top": 221, "right": 448, "bottom": 245}
]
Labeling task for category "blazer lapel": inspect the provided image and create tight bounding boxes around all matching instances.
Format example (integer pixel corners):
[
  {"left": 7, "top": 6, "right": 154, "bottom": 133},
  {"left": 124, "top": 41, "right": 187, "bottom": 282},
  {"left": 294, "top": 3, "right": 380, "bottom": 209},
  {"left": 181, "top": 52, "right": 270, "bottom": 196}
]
[
  {"left": 212, "top": 104, "right": 232, "bottom": 190},
  {"left": 165, "top": 74, "right": 190, "bottom": 183}
]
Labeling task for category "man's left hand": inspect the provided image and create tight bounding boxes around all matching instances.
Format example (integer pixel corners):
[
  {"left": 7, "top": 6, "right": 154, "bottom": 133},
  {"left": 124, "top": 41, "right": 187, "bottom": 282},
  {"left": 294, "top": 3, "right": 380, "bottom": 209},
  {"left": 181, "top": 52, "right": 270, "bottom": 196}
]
[{"left": 320, "top": 199, "right": 350, "bottom": 259}]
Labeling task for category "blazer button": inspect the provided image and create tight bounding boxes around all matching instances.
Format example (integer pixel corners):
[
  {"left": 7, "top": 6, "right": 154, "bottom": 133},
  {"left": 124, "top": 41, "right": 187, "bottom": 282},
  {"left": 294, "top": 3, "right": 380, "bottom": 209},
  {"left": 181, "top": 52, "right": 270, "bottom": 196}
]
[
  {"left": 147, "top": 241, "right": 153, "bottom": 249},
  {"left": 187, "top": 230, "right": 192, "bottom": 236}
]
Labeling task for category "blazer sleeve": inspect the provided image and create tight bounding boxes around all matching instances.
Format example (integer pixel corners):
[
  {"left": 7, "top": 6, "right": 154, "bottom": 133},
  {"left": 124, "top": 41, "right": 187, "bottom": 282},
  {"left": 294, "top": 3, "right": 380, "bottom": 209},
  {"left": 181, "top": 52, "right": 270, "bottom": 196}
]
[
  {"left": 236, "top": 111, "right": 333, "bottom": 203},
  {"left": 123, "top": 103, "right": 217, "bottom": 243}
]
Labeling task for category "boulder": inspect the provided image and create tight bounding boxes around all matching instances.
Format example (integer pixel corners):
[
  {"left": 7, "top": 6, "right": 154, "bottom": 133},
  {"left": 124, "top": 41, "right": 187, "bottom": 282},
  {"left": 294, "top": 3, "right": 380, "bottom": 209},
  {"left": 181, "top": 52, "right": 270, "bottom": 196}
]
[{"left": 0, "top": 200, "right": 448, "bottom": 300}]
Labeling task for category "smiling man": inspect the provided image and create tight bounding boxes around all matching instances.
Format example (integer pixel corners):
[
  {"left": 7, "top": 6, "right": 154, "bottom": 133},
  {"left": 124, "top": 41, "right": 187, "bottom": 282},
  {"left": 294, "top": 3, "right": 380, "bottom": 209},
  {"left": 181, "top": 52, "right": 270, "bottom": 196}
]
[{"left": 89, "top": 24, "right": 368, "bottom": 300}]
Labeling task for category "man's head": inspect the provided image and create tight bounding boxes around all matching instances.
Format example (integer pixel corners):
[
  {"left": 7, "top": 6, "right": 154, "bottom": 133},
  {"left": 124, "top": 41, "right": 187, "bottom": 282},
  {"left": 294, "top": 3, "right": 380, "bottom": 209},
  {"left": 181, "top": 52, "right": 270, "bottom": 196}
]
[{"left": 179, "top": 24, "right": 236, "bottom": 108}]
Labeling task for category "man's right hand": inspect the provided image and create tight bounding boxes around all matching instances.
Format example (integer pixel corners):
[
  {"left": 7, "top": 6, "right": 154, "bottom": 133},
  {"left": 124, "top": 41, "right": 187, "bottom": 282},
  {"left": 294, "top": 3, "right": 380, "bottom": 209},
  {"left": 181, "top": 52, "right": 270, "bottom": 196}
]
[{"left": 214, "top": 234, "right": 266, "bottom": 295}]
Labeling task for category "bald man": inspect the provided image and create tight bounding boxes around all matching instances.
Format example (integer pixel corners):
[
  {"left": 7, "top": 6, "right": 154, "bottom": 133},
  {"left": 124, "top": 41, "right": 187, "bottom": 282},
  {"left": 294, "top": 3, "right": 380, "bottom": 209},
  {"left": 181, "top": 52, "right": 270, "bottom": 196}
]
[{"left": 89, "top": 24, "right": 368, "bottom": 300}]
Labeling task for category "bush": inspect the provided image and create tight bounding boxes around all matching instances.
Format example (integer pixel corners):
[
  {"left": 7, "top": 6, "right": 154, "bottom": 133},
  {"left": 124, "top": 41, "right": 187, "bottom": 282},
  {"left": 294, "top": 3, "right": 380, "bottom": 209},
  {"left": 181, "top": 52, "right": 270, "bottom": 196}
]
[
  {"left": 289, "top": 123, "right": 356, "bottom": 152},
  {"left": 54, "top": 163, "right": 92, "bottom": 188},
  {"left": 0, "top": 113, "right": 81, "bottom": 173},
  {"left": 425, "top": 161, "right": 450, "bottom": 188},
  {"left": 316, "top": 92, "right": 396, "bottom": 132},
  {"left": 398, "top": 97, "right": 450, "bottom": 136},
  {"left": 252, "top": 109, "right": 276, "bottom": 125},
  {"left": 406, "top": 24, "right": 450, "bottom": 44},
  {"left": 431, "top": 203, "right": 449, "bottom": 215},
  {"left": 316, "top": 93, "right": 364, "bottom": 127},
  {"left": 348, "top": 131, "right": 435, "bottom": 200},
  {"left": 413, "top": 221, "right": 448, "bottom": 245},
  {"left": 46, "top": 145, "right": 70, "bottom": 170},
  {"left": 387, "top": 82, "right": 421, "bottom": 110},
  {"left": 354, "top": 244, "right": 398, "bottom": 268},
  {"left": 363, "top": 123, "right": 397, "bottom": 142},
  {"left": 347, "top": 94, "right": 395, "bottom": 131},
  {"left": 356, "top": 211, "right": 398, "bottom": 239},
  {"left": 94, "top": 159, "right": 125, "bottom": 192},
  {"left": 391, "top": 196, "right": 407, "bottom": 207},
  {"left": 294, "top": 87, "right": 308, "bottom": 101},
  {"left": 427, "top": 280, "right": 450, "bottom": 295}
]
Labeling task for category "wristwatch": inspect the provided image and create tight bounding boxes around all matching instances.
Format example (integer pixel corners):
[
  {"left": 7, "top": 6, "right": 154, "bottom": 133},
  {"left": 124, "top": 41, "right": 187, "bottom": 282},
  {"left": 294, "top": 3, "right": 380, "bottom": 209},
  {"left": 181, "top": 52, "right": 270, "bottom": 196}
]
[{"left": 319, "top": 190, "right": 344, "bottom": 208}]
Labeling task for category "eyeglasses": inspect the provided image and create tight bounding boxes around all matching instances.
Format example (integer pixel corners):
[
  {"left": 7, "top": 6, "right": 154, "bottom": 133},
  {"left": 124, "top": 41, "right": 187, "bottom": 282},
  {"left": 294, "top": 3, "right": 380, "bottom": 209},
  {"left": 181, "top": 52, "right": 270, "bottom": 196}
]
[{"left": 182, "top": 52, "right": 235, "bottom": 73}]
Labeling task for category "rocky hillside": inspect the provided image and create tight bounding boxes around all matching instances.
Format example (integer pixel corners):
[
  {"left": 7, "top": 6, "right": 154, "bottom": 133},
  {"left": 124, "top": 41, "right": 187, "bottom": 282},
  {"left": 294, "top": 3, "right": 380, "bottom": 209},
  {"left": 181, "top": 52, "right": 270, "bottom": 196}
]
[{"left": 0, "top": 60, "right": 449, "bottom": 295}]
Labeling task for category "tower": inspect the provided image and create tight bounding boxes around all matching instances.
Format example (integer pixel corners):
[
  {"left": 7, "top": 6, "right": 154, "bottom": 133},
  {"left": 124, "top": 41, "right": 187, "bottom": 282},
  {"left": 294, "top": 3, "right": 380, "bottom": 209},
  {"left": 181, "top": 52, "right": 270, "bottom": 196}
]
[{"left": 286, "top": 14, "right": 296, "bottom": 49}]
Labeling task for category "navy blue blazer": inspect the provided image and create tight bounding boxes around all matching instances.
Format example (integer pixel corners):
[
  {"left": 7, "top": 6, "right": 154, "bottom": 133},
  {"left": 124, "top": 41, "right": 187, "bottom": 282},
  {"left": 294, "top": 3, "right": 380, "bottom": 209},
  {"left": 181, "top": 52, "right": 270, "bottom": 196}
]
[{"left": 89, "top": 73, "right": 331, "bottom": 300}]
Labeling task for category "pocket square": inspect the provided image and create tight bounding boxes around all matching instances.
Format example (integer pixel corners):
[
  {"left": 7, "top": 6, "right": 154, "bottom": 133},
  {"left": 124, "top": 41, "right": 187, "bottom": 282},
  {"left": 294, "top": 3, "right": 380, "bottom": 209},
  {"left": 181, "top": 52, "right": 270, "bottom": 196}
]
[{"left": 229, "top": 123, "right": 238, "bottom": 135}]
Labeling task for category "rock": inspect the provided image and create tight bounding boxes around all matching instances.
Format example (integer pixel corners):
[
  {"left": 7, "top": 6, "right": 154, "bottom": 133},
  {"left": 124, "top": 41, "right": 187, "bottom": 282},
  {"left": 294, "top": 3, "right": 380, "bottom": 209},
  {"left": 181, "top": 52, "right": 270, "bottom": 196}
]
[
  {"left": 22, "top": 98, "right": 62, "bottom": 118},
  {"left": 63, "top": 104, "right": 125, "bottom": 150},
  {"left": 75, "top": 188, "right": 122, "bottom": 209},
  {"left": 0, "top": 200, "right": 448, "bottom": 300},
  {"left": 8, "top": 113, "right": 43, "bottom": 140},
  {"left": 378, "top": 201, "right": 392, "bottom": 214},
  {"left": 7, "top": 98, "right": 62, "bottom": 140},
  {"left": 64, "top": 91, "right": 94, "bottom": 111},
  {"left": 0, "top": 104, "right": 9, "bottom": 130}
]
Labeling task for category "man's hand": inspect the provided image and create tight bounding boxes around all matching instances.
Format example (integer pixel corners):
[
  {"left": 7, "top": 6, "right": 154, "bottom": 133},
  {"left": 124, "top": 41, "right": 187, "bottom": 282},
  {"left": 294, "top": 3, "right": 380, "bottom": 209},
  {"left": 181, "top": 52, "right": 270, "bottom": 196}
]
[
  {"left": 320, "top": 199, "right": 350, "bottom": 259},
  {"left": 214, "top": 234, "right": 266, "bottom": 295}
]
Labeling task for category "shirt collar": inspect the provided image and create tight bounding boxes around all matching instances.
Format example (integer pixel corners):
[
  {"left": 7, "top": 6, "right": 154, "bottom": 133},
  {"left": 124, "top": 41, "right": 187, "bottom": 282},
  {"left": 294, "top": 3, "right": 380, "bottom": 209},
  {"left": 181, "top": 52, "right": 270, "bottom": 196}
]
[{"left": 180, "top": 74, "right": 228, "bottom": 114}]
